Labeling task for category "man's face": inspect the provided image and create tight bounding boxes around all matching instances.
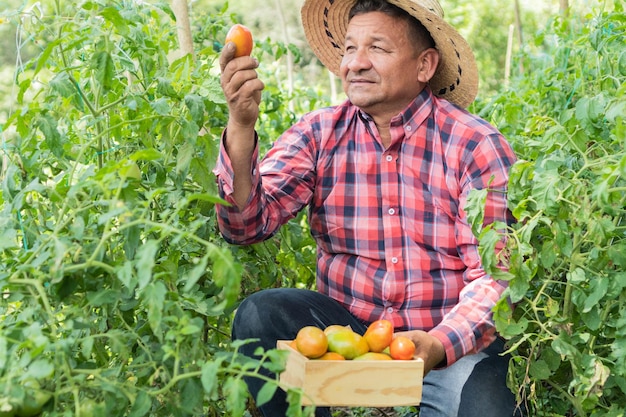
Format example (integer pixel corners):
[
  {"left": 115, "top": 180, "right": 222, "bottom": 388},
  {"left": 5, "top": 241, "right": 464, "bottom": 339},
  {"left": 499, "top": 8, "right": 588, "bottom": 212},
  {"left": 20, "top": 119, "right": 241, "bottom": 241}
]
[{"left": 340, "top": 11, "right": 426, "bottom": 120}]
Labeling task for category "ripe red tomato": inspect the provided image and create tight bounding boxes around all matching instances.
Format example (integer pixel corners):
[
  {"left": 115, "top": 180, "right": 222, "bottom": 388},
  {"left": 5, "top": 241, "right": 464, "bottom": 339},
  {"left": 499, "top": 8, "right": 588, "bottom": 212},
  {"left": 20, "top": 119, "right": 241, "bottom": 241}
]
[
  {"left": 389, "top": 336, "right": 416, "bottom": 360},
  {"left": 225, "top": 24, "right": 253, "bottom": 57}
]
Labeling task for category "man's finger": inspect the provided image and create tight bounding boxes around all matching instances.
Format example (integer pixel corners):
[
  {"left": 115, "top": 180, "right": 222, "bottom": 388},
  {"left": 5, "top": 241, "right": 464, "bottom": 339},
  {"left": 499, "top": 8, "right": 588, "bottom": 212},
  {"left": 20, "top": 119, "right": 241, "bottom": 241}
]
[{"left": 219, "top": 42, "right": 236, "bottom": 73}]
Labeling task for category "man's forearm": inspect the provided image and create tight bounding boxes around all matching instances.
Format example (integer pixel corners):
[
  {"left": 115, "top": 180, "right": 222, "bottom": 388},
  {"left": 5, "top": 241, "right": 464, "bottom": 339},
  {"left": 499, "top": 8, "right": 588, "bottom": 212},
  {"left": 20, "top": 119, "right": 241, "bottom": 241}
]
[{"left": 224, "top": 123, "right": 256, "bottom": 209}]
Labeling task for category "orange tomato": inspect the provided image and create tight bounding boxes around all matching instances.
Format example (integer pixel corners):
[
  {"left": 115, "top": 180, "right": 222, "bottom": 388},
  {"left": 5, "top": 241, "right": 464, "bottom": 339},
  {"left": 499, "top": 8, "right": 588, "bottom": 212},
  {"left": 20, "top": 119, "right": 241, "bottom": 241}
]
[
  {"left": 295, "top": 326, "right": 328, "bottom": 359},
  {"left": 316, "top": 351, "right": 346, "bottom": 360},
  {"left": 389, "top": 336, "right": 416, "bottom": 360},
  {"left": 225, "top": 24, "right": 253, "bottom": 57},
  {"left": 363, "top": 319, "right": 394, "bottom": 353}
]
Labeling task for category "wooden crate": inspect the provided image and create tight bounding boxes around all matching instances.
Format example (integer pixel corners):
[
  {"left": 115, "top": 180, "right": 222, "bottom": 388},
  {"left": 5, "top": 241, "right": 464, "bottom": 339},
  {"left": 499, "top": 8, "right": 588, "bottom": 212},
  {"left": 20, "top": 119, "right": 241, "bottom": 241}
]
[{"left": 277, "top": 340, "right": 423, "bottom": 407}]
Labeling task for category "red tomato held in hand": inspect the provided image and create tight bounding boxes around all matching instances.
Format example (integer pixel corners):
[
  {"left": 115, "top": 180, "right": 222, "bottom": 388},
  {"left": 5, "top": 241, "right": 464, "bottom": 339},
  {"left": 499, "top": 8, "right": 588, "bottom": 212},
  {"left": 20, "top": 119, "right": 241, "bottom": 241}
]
[
  {"left": 225, "top": 24, "right": 253, "bottom": 57},
  {"left": 389, "top": 336, "right": 416, "bottom": 360}
]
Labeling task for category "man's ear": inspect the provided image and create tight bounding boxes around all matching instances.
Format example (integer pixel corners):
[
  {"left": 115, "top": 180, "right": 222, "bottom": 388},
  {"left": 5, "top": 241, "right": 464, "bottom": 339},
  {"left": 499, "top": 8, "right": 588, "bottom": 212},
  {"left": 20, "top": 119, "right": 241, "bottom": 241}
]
[{"left": 416, "top": 48, "right": 440, "bottom": 83}]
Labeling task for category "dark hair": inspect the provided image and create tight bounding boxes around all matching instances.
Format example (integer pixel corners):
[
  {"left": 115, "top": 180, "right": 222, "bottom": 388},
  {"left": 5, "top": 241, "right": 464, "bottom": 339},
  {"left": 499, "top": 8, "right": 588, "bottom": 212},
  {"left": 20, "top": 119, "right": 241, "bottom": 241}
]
[{"left": 348, "top": 0, "right": 436, "bottom": 51}]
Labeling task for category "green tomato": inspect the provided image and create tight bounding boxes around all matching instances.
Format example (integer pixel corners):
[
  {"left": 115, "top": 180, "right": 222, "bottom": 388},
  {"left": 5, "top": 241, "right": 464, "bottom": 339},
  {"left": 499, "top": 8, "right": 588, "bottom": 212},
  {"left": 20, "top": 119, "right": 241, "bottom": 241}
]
[
  {"left": 78, "top": 399, "right": 104, "bottom": 417},
  {"left": 15, "top": 388, "right": 51, "bottom": 417}
]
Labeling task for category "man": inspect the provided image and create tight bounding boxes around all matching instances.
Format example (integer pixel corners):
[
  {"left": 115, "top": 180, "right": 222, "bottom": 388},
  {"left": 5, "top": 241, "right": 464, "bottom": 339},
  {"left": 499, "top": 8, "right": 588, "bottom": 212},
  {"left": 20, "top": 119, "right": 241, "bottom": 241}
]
[{"left": 216, "top": 0, "right": 520, "bottom": 416}]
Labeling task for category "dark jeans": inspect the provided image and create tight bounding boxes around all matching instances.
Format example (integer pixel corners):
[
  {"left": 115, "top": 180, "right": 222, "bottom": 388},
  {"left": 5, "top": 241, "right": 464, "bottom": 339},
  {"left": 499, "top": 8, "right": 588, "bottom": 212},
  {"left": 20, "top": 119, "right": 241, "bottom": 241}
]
[{"left": 231, "top": 288, "right": 523, "bottom": 417}]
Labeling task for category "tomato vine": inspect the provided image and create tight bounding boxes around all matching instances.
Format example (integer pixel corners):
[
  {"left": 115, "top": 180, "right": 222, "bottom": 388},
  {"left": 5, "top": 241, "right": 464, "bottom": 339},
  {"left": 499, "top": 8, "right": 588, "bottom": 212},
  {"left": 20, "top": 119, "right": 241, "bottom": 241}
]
[{"left": 474, "top": 4, "right": 626, "bottom": 416}]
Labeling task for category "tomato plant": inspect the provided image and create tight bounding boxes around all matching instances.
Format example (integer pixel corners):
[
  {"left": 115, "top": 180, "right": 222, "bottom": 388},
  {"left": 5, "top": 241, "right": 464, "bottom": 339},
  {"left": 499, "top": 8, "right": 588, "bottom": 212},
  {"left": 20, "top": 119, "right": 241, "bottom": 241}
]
[
  {"left": 0, "top": 2, "right": 317, "bottom": 416},
  {"left": 470, "top": 4, "right": 626, "bottom": 416}
]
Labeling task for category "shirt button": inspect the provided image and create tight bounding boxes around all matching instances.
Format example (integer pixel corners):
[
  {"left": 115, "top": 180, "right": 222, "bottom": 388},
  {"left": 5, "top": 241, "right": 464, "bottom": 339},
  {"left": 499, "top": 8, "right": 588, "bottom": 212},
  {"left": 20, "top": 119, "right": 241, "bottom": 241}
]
[
  {"left": 252, "top": 169, "right": 257, "bottom": 175},
  {"left": 388, "top": 208, "right": 395, "bottom": 215},
  {"left": 391, "top": 257, "right": 398, "bottom": 264},
  {"left": 405, "top": 125, "right": 412, "bottom": 132},
  {"left": 387, "top": 307, "right": 394, "bottom": 314},
  {"left": 386, "top": 155, "right": 393, "bottom": 162}
]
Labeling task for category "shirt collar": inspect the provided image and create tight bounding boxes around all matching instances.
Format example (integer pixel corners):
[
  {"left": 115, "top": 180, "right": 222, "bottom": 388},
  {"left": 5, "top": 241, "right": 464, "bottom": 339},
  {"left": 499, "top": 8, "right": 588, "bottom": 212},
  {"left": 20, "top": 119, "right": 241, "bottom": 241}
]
[
  {"left": 354, "top": 87, "right": 435, "bottom": 132},
  {"left": 395, "top": 87, "right": 434, "bottom": 131}
]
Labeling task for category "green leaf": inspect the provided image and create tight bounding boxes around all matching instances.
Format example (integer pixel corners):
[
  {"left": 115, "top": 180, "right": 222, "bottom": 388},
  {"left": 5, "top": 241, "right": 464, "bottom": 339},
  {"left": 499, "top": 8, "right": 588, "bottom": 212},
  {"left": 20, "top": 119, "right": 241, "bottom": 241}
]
[
  {"left": 494, "top": 298, "right": 529, "bottom": 338},
  {"left": 100, "top": 6, "right": 130, "bottom": 35},
  {"left": 605, "top": 99, "right": 626, "bottom": 123},
  {"left": 466, "top": 188, "right": 487, "bottom": 236},
  {"left": 143, "top": 282, "right": 167, "bottom": 340},
  {"left": 26, "top": 359, "right": 54, "bottom": 379},
  {"left": 117, "top": 261, "right": 136, "bottom": 291},
  {"left": 201, "top": 359, "right": 223, "bottom": 398},
  {"left": 611, "top": 337, "right": 626, "bottom": 362},
  {"left": 567, "top": 267, "right": 586, "bottom": 284},
  {"left": 224, "top": 377, "right": 247, "bottom": 417},
  {"left": 532, "top": 167, "right": 561, "bottom": 215},
  {"left": 157, "top": 77, "right": 180, "bottom": 99},
  {"left": 136, "top": 240, "right": 159, "bottom": 291},
  {"left": 608, "top": 245, "right": 626, "bottom": 268},
  {"left": 33, "top": 39, "right": 61, "bottom": 77},
  {"left": 581, "top": 307, "right": 602, "bottom": 331},
  {"left": 49, "top": 72, "right": 76, "bottom": 98},
  {"left": 200, "top": 76, "right": 227, "bottom": 104},
  {"left": 575, "top": 94, "right": 607, "bottom": 127},
  {"left": 264, "top": 348, "right": 289, "bottom": 373},
  {"left": 185, "top": 193, "right": 229, "bottom": 205},
  {"left": 123, "top": 224, "right": 141, "bottom": 260},
  {"left": 36, "top": 113, "right": 63, "bottom": 158},
  {"left": 131, "top": 149, "right": 164, "bottom": 161},
  {"left": 552, "top": 335, "right": 578, "bottom": 359},
  {"left": 540, "top": 239, "right": 557, "bottom": 269},
  {"left": 87, "top": 289, "right": 119, "bottom": 307},
  {"left": 128, "top": 391, "right": 151, "bottom": 417},
  {"left": 91, "top": 50, "right": 115, "bottom": 91},
  {"left": 210, "top": 247, "right": 242, "bottom": 306},
  {"left": 256, "top": 382, "right": 278, "bottom": 407},
  {"left": 529, "top": 359, "right": 552, "bottom": 380},
  {"left": 81, "top": 336, "right": 94, "bottom": 358},
  {"left": 182, "top": 255, "right": 208, "bottom": 292},
  {"left": 151, "top": 98, "right": 171, "bottom": 115},
  {"left": 0, "top": 228, "right": 18, "bottom": 251},
  {"left": 176, "top": 142, "right": 194, "bottom": 176},
  {"left": 541, "top": 346, "right": 561, "bottom": 372},
  {"left": 507, "top": 261, "right": 531, "bottom": 303},
  {"left": 583, "top": 277, "right": 609, "bottom": 313},
  {"left": 181, "top": 379, "right": 203, "bottom": 412},
  {"left": 185, "top": 94, "right": 205, "bottom": 127}
]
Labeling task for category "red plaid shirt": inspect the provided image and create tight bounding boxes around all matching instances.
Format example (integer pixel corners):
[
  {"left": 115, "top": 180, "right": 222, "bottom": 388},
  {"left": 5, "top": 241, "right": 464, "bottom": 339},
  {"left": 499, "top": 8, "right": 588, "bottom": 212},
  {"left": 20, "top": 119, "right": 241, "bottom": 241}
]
[{"left": 214, "top": 88, "right": 516, "bottom": 365}]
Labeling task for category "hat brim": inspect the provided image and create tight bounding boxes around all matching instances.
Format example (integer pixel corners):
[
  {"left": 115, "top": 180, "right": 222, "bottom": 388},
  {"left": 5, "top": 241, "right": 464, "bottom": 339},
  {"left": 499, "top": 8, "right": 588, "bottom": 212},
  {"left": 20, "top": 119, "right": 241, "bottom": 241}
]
[{"left": 301, "top": 0, "right": 479, "bottom": 108}]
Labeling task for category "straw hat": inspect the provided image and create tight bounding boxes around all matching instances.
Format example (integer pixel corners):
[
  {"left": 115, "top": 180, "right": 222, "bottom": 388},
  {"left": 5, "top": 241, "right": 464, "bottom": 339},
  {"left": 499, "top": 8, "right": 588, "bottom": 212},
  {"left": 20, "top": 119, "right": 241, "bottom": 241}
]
[{"left": 301, "top": 0, "right": 479, "bottom": 108}]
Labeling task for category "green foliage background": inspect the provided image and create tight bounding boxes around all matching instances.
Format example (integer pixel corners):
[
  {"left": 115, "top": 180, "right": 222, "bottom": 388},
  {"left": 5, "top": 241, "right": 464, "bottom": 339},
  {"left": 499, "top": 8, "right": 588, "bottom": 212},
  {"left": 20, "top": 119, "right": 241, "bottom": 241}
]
[
  {"left": 0, "top": 1, "right": 316, "bottom": 416},
  {"left": 475, "top": 3, "right": 626, "bottom": 416},
  {"left": 0, "top": 0, "right": 624, "bottom": 417}
]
